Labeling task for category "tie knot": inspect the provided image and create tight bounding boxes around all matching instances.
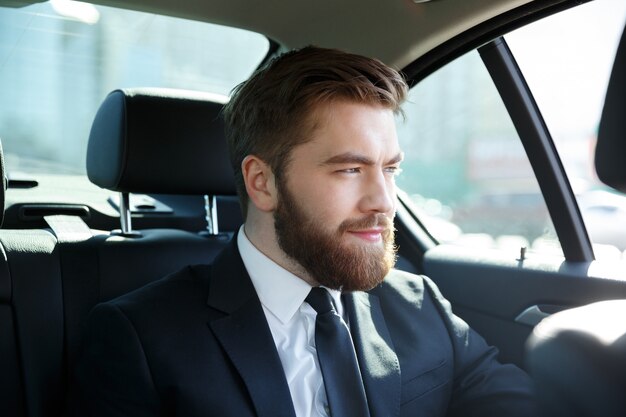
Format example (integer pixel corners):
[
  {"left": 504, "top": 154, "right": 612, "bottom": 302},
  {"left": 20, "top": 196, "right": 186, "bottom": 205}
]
[{"left": 305, "top": 287, "right": 335, "bottom": 314}]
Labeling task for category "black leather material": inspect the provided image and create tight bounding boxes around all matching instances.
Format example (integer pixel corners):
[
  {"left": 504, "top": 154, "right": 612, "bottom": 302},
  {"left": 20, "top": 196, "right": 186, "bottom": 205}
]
[
  {"left": 527, "top": 300, "right": 626, "bottom": 417},
  {"left": 0, "top": 304, "right": 24, "bottom": 416},
  {"left": 0, "top": 237, "right": 24, "bottom": 416},
  {"left": 0, "top": 231, "right": 64, "bottom": 417},
  {"left": 86, "top": 88, "right": 236, "bottom": 195},
  {"left": 595, "top": 25, "right": 626, "bottom": 192},
  {"left": 0, "top": 243, "right": 9, "bottom": 304}
]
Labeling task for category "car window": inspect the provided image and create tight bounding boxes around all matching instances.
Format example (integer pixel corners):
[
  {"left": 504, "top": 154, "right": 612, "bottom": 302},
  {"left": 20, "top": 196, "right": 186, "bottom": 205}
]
[
  {"left": 0, "top": 1, "right": 269, "bottom": 176},
  {"left": 506, "top": 0, "right": 626, "bottom": 260},
  {"left": 396, "top": 51, "right": 562, "bottom": 256}
]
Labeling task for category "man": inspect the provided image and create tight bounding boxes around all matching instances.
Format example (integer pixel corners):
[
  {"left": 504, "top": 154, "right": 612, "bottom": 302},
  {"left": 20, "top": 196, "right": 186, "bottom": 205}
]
[{"left": 74, "top": 46, "right": 536, "bottom": 416}]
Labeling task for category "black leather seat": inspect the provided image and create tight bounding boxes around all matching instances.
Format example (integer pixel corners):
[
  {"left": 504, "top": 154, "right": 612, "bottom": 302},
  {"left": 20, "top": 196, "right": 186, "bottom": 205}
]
[
  {"left": 527, "top": 301, "right": 626, "bottom": 416},
  {"left": 86, "top": 88, "right": 235, "bottom": 197},
  {"left": 526, "top": 23, "right": 626, "bottom": 417},
  {"left": 0, "top": 138, "right": 29, "bottom": 416},
  {"left": 1, "top": 88, "right": 241, "bottom": 417}
]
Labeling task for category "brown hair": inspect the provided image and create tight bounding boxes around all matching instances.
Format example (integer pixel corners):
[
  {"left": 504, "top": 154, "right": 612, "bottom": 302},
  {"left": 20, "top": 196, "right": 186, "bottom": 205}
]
[{"left": 223, "top": 46, "right": 408, "bottom": 218}]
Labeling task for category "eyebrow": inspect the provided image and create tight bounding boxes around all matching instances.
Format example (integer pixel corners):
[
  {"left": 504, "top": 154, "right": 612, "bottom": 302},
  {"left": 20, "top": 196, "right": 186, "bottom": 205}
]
[{"left": 321, "top": 151, "right": 404, "bottom": 166}]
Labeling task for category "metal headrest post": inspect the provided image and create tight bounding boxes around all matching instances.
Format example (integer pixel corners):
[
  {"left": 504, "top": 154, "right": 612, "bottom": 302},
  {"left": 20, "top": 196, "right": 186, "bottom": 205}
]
[
  {"left": 204, "top": 194, "right": 219, "bottom": 235},
  {"left": 112, "top": 191, "right": 141, "bottom": 238},
  {"left": 119, "top": 191, "right": 133, "bottom": 234}
]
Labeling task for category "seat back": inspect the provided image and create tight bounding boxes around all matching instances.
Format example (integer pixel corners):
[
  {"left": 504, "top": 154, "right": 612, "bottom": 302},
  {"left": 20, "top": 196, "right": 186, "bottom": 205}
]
[{"left": 0, "top": 138, "right": 23, "bottom": 414}]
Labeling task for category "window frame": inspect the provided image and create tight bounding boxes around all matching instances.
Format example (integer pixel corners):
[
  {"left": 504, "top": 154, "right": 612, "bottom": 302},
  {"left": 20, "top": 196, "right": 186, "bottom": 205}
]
[
  {"left": 399, "top": 0, "right": 598, "bottom": 262},
  {"left": 478, "top": 37, "right": 594, "bottom": 262}
]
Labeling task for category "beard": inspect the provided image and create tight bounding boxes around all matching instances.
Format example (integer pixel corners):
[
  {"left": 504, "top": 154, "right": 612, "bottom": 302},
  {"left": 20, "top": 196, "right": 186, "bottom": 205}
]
[{"left": 273, "top": 181, "right": 397, "bottom": 292}]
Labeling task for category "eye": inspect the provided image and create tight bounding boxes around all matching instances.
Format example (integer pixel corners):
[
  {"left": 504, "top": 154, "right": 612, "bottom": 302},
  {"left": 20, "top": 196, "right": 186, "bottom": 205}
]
[
  {"left": 384, "top": 166, "right": 402, "bottom": 176},
  {"left": 338, "top": 167, "right": 361, "bottom": 174}
]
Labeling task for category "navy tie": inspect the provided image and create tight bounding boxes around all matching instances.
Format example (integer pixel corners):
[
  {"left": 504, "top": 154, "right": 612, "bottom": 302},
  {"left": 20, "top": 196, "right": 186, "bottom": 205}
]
[{"left": 306, "top": 287, "right": 370, "bottom": 417}]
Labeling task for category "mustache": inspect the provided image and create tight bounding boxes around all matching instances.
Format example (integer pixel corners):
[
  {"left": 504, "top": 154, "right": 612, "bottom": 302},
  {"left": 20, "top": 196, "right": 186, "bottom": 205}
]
[{"left": 338, "top": 214, "right": 393, "bottom": 233}]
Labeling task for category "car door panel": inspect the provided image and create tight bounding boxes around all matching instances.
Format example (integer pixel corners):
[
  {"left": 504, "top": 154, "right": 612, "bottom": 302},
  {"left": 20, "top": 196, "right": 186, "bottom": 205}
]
[{"left": 396, "top": 205, "right": 626, "bottom": 368}]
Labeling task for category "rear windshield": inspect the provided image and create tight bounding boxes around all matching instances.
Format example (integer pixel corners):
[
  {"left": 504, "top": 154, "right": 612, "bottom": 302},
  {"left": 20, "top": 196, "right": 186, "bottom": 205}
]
[{"left": 0, "top": 1, "right": 269, "bottom": 175}]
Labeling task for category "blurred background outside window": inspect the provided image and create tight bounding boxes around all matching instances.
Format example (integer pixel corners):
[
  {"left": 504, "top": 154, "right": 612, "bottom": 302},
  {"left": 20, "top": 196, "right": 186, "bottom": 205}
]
[
  {"left": 0, "top": 1, "right": 268, "bottom": 175},
  {"left": 397, "top": 0, "right": 626, "bottom": 259}
]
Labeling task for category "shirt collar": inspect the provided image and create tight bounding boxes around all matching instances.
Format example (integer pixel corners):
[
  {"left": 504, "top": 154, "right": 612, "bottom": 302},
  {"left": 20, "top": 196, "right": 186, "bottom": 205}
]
[{"left": 237, "top": 226, "right": 343, "bottom": 324}]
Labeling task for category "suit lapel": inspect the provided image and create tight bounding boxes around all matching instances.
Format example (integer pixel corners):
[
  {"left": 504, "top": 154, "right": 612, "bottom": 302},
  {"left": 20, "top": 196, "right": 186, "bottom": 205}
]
[
  {"left": 345, "top": 291, "right": 401, "bottom": 417},
  {"left": 206, "top": 240, "right": 296, "bottom": 417}
]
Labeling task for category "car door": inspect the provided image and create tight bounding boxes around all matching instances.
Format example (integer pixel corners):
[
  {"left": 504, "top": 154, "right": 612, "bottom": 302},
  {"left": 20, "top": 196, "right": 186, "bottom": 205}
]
[{"left": 394, "top": 0, "right": 626, "bottom": 368}]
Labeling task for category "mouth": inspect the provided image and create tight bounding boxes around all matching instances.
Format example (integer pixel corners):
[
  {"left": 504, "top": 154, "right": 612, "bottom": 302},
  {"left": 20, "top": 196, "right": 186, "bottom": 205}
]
[{"left": 347, "top": 228, "right": 385, "bottom": 243}]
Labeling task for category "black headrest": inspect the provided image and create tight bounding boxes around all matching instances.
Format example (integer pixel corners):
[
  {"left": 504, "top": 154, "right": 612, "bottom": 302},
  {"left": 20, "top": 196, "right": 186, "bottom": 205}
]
[
  {"left": 595, "top": 25, "right": 626, "bottom": 193},
  {"left": 86, "top": 88, "right": 236, "bottom": 195},
  {"left": 527, "top": 300, "right": 626, "bottom": 416}
]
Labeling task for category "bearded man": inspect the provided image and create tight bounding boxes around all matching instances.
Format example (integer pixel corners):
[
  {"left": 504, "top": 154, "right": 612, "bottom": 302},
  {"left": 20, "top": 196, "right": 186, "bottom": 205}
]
[{"left": 74, "top": 46, "right": 536, "bottom": 417}]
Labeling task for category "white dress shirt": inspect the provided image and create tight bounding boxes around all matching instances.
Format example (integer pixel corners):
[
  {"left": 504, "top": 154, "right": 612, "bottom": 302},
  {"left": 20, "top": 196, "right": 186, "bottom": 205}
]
[{"left": 237, "top": 226, "right": 346, "bottom": 417}]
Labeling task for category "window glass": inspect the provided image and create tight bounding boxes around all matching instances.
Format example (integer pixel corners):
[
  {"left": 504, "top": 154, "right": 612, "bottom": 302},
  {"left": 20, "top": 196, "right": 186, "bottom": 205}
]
[
  {"left": 0, "top": 1, "right": 269, "bottom": 175},
  {"left": 507, "top": 0, "right": 626, "bottom": 259},
  {"left": 396, "top": 51, "right": 562, "bottom": 256}
]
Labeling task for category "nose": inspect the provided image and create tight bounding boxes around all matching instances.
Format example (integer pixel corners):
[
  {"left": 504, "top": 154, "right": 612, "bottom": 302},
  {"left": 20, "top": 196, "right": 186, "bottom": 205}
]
[{"left": 358, "top": 170, "right": 395, "bottom": 214}]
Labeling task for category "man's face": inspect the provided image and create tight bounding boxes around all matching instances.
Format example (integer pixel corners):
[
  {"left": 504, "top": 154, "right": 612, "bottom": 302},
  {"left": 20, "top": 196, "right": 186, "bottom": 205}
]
[{"left": 274, "top": 101, "right": 402, "bottom": 291}]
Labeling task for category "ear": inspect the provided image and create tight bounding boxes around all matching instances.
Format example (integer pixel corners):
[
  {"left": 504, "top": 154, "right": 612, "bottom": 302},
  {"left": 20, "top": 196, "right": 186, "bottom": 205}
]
[{"left": 242, "top": 155, "right": 278, "bottom": 212}]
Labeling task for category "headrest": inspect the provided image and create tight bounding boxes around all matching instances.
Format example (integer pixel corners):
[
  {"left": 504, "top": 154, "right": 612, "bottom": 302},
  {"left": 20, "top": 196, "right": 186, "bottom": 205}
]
[
  {"left": 527, "top": 300, "right": 626, "bottom": 416},
  {"left": 86, "top": 88, "right": 236, "bottom": 195},
  {"left": 595, "top": 25, "right": 626, "bottom": 193}
]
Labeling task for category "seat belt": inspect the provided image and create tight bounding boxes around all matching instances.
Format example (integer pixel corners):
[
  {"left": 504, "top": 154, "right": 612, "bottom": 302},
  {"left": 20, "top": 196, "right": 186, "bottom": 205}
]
[{"left": 44, "top": 215, "right": 92, "bottom": 243}]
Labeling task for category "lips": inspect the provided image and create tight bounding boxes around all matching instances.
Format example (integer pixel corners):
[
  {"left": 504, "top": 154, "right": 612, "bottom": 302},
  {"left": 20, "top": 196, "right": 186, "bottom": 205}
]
[
  {"left": 339, "top": 214, "right": 392, "bottom": 243},
  {"left": 348, "top": 228, "right": 385, "bottom": 242}
]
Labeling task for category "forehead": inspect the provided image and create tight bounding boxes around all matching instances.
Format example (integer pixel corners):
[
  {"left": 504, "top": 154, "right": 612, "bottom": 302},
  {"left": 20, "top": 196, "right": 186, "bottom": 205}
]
[{"left": 302, "top": 101, "right": 401, "bottom": 159}]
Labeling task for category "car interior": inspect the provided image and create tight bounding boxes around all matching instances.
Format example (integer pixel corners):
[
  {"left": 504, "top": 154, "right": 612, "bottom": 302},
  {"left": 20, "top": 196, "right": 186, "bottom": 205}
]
[
  {"left": 525, "top": 19, "right": 626, "bottom": 417},
  {"left": 0, "top": 87, "right": 244, "bottom": 416},
  {"left": 1, "top": 0, "right": 625, "bottom": 416}
]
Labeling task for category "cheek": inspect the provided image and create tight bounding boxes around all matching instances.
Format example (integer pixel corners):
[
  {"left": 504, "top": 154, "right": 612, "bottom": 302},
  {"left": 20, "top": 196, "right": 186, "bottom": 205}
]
[{"left": 300, "top": 184, "right": 355, "bottom": 221}]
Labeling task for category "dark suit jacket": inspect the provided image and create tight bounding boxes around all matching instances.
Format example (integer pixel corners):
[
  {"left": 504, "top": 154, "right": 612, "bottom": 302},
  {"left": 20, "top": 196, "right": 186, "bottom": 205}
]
[{"left": 73, "top": 240, "right": 536, "bottom": 417}]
